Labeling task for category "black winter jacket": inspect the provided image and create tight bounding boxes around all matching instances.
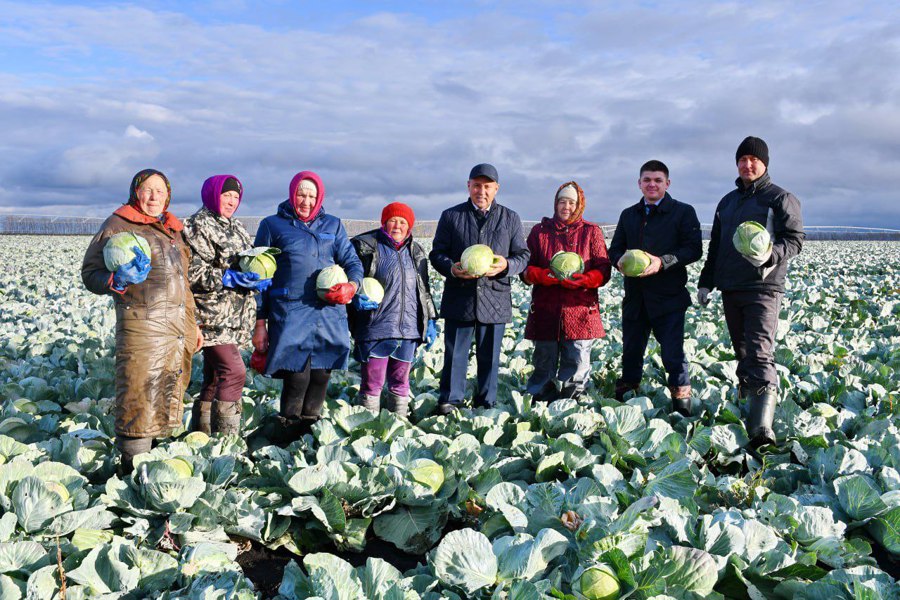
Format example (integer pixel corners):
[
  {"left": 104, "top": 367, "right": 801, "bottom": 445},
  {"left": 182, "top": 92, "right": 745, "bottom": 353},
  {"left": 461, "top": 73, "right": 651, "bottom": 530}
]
[
  {"left": 350, "top": 230, "right": 437, "bottom": 343},
  {"left": 608, "top": 193, "right": 702, "bottom": 320},
  {"left": 429, "top": 200, "right": 530, "bottom": 323},
  {"left": 698, "top": 173, "right": 804, "bottom": 293}
]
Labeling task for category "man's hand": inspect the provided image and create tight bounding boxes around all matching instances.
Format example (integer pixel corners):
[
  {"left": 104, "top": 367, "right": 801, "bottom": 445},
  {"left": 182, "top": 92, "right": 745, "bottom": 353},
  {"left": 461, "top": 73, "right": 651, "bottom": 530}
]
[
  {"left": 697, "top": 288, "right": 711, "bottom": 306},
  {"left": 484, "top": 255, "right": 508, "bottom": 277},
  {"left": 638, "top": 253, "right": 662, "bottom": 277},
  {"left": 615, "top": 256, "right": 624, "bottom": 272},
  {"left": 743, "top": 244, "right": 773, "bottom": 267},
  {"left": 451, "top": 262, "right": 480, "bottom": 279}
]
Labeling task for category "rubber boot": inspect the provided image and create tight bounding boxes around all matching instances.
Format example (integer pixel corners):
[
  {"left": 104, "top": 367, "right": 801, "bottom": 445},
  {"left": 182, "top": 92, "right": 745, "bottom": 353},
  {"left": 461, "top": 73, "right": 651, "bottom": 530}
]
[
  {"left": 297, "top": 415, "right": 320, "bottom": 437},
  {"left": 558, "top": 383, "right": 584, "bottom": 401},
  {"left": 533, "top": 380, "right": 559, "bottom": 403},
  {"left": 385, "top": 391, "right": 410, "bottom": 418},
  {"left": 190, "top": 400, "right": 212, "bottom": 435},
  {"left": 746, "top": 385, "right": 778, "bottom": 449},
  {"left": 669, "top": 385, "right": 692, "bottom": 417},
  {"left": 614, "top": 380, "right": 639, "bottom": 402},
  {"left": 357, "top": 393, "right": 381, "bottom": 414},
  {"left": 212, "top": 401, "right": 242, "bottom": 436},
  {"left": 116, "top": 435, "right": 153, "bottom": 476}
]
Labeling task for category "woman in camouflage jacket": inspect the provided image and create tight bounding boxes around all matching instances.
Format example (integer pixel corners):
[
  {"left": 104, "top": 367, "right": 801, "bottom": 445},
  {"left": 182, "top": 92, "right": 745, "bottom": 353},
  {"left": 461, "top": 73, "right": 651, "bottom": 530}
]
[{"left": 184, "top": 175, "right": 265, "bottom": 435}]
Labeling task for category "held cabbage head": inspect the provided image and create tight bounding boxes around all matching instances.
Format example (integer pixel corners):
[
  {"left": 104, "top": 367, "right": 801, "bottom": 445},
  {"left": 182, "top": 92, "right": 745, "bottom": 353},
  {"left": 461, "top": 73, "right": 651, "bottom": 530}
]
[
  {"left": 733, "top": 221, "right": 771, "bottom": 256},
  {"left": 573, "top": 564, "right": 620, "bottom": 600},
  {"left": 238, "top": 247, "right": 281, "bottom": 278},
  {"left": 316, "top": 264, "right": 349, "bottom": 299},
  {"left": 408, "top": 458, "right": 444, "bottom": 493},
  {"left": 103, "top": 232, "right": 152, "bottom": 271},
  {"left": 550, "top": 251, "right": 585, "bottom": 280},
  {"left": 360, "top": 277, "right": 385, "bottom": 303},
  {"left": 620, "top": 249, "right": 651, "bottom": 277},
  {"left": 460, "top": 244, "right": 498, "bottom": 276}
]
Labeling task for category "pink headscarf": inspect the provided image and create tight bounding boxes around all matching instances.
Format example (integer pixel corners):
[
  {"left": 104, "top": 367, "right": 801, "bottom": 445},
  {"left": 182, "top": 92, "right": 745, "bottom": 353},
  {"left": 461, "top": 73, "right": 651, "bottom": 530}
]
[{"left": 288, "top": 171, "right": 325, "bottom": 222}]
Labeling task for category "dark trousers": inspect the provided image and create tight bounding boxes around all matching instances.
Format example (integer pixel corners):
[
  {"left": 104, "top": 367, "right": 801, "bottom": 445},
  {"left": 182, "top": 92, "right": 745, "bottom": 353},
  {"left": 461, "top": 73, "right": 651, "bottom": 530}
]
[
  {"left": 439, "top": 319, "right": 505, "bottom": 407},
  {"left": 200, "top": 344, "right": 246, "bottom": 404},
  {"left": 621, "top": 306, "right": 690, "bottom": 387},
  {"left": 722, "top": 290, "right": 782, "bottom": 389},
  {"left": 281, "top": 362, "right": 331, "bottom": 419}
]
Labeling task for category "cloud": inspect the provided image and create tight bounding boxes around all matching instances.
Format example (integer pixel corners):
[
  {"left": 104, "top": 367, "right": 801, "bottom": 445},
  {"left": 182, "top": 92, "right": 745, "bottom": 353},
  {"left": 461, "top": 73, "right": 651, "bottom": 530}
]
[{"left": 0, "top": 1, "right": 897, "bottom": 229}]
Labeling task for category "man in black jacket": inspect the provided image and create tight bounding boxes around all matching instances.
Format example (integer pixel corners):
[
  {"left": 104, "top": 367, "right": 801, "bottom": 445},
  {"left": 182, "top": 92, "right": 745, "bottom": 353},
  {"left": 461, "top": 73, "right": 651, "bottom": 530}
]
[
  {"left": 429, "top": 163, "right": 530, "bottom": 413},
  {"left": 608, "top": 160, "right": 702, "bottom": 416},
  {"left": 698, "top": 136, "right": 804, "bottom": 448}
]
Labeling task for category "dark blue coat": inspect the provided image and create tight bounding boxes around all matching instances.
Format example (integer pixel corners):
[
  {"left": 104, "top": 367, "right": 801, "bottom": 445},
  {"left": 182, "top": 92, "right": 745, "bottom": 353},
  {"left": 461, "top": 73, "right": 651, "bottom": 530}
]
[
  {"left": 254, "top": 201, "right": 364, "bottom": 373},
  {"left": 429, "top": 200, "right": 530, "bottom": 323},
  {"left": 608, "top": 193, "right": 702, "bottom": 320}
]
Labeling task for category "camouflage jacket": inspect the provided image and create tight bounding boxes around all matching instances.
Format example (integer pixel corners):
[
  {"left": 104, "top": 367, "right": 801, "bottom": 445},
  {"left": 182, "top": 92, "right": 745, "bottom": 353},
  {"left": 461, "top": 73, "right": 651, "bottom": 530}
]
[{"left": 184, "top": 207, "right": 256, "bottom": 348}]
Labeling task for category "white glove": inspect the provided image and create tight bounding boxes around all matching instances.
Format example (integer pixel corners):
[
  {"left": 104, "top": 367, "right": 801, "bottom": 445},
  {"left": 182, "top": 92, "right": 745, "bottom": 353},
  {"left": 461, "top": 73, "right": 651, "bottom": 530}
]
[
  {"left": 697, "top": 287, "right": 711, "bottom": 306},
  {"left": 743, "top": 244, "right": 773, "bottom": 268}
]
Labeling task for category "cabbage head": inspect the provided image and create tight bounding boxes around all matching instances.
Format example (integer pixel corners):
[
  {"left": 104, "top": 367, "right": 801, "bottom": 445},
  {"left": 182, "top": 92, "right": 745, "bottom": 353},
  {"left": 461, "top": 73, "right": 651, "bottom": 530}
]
[
  {"left": 316, "top": 264, "right": 349, "bottom": 299},
  {"left": 620, "top": 249, "right": 651, "bottom": 277},
  {"left": 239, "top": 247, "right": 280, "bottom": 278},
  {"left": 360, "top": 277, "right": 385, "bottom": 303},
  {"left": 550, "top": 251, "right": 584, "bottom": 280},
  {"left": 103, "top": 232, "right": 152, "bottom": 271},
  {"left": 408, "top": 458, "right": 444, "bottom": 493},
  {"left": 732, "top": 221, "right": 771, "bottom": 256},
  {"left": 460, "top": 244, "right": 498, "bottom": 276},
  {"left": 572, "top": 564, "right": 620, "bottom": 600}
]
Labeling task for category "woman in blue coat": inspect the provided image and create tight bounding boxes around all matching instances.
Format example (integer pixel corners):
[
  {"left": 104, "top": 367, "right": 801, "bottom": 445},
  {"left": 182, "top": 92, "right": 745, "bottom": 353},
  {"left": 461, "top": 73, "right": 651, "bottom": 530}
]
[{"left": 251, "top": 171, "right": 363, "bottom": 435}]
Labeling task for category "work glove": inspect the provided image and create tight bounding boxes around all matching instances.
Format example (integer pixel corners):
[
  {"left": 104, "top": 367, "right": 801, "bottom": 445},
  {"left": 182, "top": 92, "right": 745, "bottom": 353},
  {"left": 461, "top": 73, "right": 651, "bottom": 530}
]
[
  {"left": 742, "top": 244, "right": 773, "bottom": 267},
  {"left": 323, "top": 282, "right": 356, "bottom": 305},
  {"left": 111, "top": 246, "right": 151, "bottom": 291},
  {"left": 425, "top": 320, "right": 440, "bottom": 349},
  {"left": 222, "top": 269, "right": 272, "bottom": 292},
  {"left": 697, "top": 287, "right": 711, "bottom": 306},
  {"left": 561, "top": 270, "right": 605, "bottom": 290},
  {"left": 351, "top": 293, "right": 380, "bottom": 311},
  {"left": 249, "top": 348, "right": 267, "bottom": 372},
  {"left": 524, "top": 266, "right": 559, "bottom": 286}
]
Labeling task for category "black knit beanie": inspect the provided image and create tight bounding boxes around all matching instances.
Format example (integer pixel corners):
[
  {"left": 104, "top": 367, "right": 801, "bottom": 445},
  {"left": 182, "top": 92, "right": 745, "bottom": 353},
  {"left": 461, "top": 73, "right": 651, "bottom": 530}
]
[
  {"left": 221, "top": 177, "right": 242, "bottom": 195},
  {"left": 735, "top": 136, "right": 769, "bottom": 166}
]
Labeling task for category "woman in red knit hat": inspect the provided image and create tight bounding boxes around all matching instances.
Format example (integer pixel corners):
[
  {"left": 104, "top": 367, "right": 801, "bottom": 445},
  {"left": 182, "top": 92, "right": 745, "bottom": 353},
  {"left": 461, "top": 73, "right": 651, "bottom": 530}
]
[{"left": 348, "top": 202, "right": 438, "bottom": 417}]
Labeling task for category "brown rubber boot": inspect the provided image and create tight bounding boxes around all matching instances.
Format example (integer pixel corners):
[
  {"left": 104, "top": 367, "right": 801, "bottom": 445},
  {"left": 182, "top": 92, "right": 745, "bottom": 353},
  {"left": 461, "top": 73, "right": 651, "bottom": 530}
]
[
  {"left": 116, "top": 436, "right": 153, "bottom": 476},
  {"left": 357, "top": 393, "right": 381, "bottom": 414},
  {"left": 190, "top": 400, "right": 213, "bottom": 435},
  {"left": 385, "top": 392, "right": 410, "bottom": 418},
  {"left": 212, "top": 401, "right": 242, "bottom": 436},
  {"left": 669, "top": 385, "right": 692, "bottom": 417}
]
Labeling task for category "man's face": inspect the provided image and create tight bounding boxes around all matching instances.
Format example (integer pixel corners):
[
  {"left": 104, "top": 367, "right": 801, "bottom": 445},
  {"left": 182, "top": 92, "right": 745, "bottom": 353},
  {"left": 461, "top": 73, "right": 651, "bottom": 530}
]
[
  {"left": 737, "top": 155, "right": 767, "bottom": 184},
  {"left": 468, "top": 176, "right": 499, "bottom": 210},
  {"left": 639, "top": 171, "right": 670, "bottom": 203}
]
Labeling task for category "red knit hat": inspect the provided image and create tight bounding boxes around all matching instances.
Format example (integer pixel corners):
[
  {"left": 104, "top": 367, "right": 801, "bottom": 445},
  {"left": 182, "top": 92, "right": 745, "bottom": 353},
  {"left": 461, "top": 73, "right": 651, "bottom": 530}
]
[{"left": 381, "top": 202, "right": 415, "bottom": 229}]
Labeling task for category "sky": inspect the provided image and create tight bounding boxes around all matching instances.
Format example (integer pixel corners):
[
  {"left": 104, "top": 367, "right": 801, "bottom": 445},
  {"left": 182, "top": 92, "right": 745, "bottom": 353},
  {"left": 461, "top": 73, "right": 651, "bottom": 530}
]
[{"left": 1, "top": 0, "right": 898, "bottom": 228}]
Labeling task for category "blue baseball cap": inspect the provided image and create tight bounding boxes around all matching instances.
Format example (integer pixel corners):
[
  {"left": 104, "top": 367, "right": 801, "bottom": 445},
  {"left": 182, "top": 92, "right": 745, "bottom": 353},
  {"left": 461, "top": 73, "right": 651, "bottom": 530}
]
[{"left": 468, "top": 163, "right": 499, "bottom": 183}]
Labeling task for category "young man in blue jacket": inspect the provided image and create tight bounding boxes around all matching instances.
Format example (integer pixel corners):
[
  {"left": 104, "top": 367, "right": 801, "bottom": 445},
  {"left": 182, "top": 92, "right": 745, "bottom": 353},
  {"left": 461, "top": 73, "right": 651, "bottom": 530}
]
[
  {"left": 698, "top": 137, "right": 804, "bottom": 449},
  {"left": 429, "top": 163, "right": 530, "bottom": 413},
  {"left": 608, "top": 160, "right": 702, "bottom": 416}
]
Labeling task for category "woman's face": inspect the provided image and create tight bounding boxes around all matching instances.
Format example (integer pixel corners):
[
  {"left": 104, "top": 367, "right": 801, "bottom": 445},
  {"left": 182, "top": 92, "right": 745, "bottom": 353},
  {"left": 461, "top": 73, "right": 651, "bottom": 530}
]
[
  {"left": 219, "top": 191, "right": 240, "bottom": 218},
  {"left": 384, "top": 216, "right": 410, "bottom": 243},
  {"left": 136, "top": 174, "right": 169, "bottom": 217},
  {"left": 555, "top": 197, "right": 577, "bottom": 222},
  {"left": 294, "top": 185, "right": 317, "bottom": 219}
]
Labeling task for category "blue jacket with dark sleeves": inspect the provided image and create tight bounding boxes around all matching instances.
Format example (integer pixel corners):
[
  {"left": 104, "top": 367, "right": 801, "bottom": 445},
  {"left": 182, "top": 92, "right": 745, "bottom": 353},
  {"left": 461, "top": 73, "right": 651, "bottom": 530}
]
[
  {"left": 254, "top": 200, "right": 364, "bottom": 373},
  {"left": 429, "top": 200, "right": 530, "bottom": 324},
  {"left": 698, "top": 173, "right": 804, "bottom": 293},
  {"left": 608, "top": 193, "right": 703, "bottom": 320},
  {"left": 350, "top": 229, "right": 437, "bottom": 342}
]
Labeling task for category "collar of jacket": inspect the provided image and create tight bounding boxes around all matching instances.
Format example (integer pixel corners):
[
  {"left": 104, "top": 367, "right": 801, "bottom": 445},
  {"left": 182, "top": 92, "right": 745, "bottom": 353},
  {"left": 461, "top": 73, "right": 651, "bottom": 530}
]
[
  {"left": 378, "top": 226, "right": 411, "bottom": 250},
  {"left": 634, "top": 192, "right": 673, "bottom": 213},
  {"left": 542, "top": 215, "right": 583, "bottom": 231},
  {"left": 468, "top": 199, "right": 494, "bottom": 216},
  {"left": 114, "top": 204, "right": 183, "bottom": 232},
  {"left": 735, "top": 172, "right": 771, "bottom": 195},
  {"left": 201, "top": 205, "right": 237, "bottom": 228},
  {"left": 277, "top": 199, "right": 322, "bottom": 226}
]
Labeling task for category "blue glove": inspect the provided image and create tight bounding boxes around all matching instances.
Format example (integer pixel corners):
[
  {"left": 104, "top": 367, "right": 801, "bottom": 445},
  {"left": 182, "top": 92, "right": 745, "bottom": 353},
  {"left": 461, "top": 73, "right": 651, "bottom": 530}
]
[
  {"left": 425, "top": 319, "right": 439, "bottom": 349},
  {"left": 112, "top": 246, "right": 151, "bottom": 291},
  {"left": 223, "top": 269, "right": 261, "bottom": 289},
  {"left": 351, "top": 293, "right": 380, "bottom": 311}
]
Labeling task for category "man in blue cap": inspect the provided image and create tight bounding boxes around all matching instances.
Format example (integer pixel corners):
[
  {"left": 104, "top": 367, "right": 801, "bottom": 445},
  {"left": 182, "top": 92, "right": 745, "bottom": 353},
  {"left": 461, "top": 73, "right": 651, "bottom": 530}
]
[{"left": 429, "top": 163, "right": 530, "bottom": 413}]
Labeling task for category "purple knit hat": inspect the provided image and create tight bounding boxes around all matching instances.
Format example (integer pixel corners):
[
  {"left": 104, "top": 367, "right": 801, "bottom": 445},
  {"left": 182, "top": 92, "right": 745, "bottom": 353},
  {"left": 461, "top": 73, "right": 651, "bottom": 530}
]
[{"left": 201, "top": 174, "right": 243, "bottom": 216}]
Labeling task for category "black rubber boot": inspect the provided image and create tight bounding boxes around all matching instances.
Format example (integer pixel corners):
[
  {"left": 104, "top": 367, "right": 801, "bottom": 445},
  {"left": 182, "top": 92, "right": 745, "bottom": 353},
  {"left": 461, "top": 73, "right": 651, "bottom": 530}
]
[
  {"left": 116, "top": 436, "right": 153, "bottom": 476},
  {"left": 747, "top": 385, "right": 777, "bottom": 449},
  {"left": 212, "top": 401, "right": 242, "bottom": 436},
  {"left": 614, "top": 380, "right": 639, "bottom": 402},
  {"left": 669, "top": 385, "right": 692, "bottom": 417},
  {"left": 533, "top": 381, "right": 559, "bottom": 403},
  {"left": 190, "top": 400, "right": 213, "bottom": 435}
]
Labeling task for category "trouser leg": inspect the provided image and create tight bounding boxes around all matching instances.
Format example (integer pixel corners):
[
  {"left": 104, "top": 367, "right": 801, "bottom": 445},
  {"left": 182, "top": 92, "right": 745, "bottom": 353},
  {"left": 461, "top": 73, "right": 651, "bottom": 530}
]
[
  {"left": 740, "top": 292, "right": 782, "bottom": 389},
  {"left": 557, "top": 339, "right": 593, "bottom": 399},
  {"left": 116, "top": 435, "right": 153, "bottom": 476},
  {"left": 474, "top": 322, "right": 505, "bottom": 408},
  {"left": 526, "top": 340, "right": 560, "bottom": 400},
  {"left": 722, "top": 292, "right": 749, "bottom": 388},
  {"left": 359, "top": 357, "right": 389, "bottom": 412},
  {"left": 301, "top": 369, "right": 331, "bottom": 419},
  {"left": 650, "top": 310, "right": 690, "bottom": 388},
  {"left": 208, "top": 344, "right": 246, "bottom": 403},
  {"left": 619, "top": 313, "right": 651, "bottom": 399},
  {"left": 385, "top": 358, "right": 413, "bottom": 417},
  {"left": 281, "top": 368, "right": 311, "bottom": 419},
  {"left": 191, "top": 347, "right": 217, "bottom": 434},
  {"left": 439, "top": 320, "right": 475, "bottom": 406}
]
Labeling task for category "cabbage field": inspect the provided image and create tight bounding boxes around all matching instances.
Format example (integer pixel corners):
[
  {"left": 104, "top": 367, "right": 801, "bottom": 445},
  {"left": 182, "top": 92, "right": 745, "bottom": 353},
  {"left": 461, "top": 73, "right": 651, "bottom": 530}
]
[{"left": 1, "top": 235, "right": 900, "bottom": 599}]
